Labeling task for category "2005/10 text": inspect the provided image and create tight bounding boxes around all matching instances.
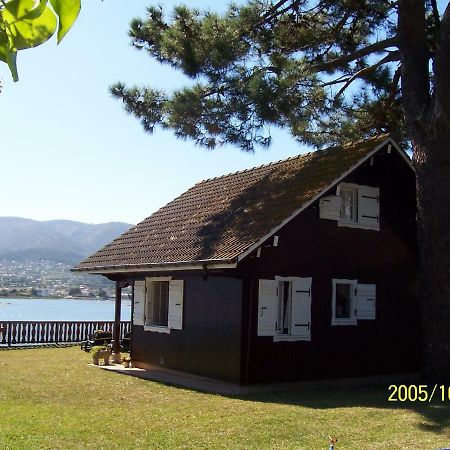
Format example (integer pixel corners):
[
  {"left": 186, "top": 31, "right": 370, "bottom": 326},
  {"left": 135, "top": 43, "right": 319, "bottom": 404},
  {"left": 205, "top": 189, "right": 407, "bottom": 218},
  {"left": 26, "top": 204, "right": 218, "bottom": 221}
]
[{"left": 388, "top": 384, "right": 450, "bottom": 402}]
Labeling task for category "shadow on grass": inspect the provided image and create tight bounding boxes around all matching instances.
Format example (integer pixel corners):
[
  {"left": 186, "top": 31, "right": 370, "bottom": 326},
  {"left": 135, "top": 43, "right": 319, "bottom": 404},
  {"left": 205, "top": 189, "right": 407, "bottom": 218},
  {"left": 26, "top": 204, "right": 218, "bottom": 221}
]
[
  {"left": 236, "top": 383, "right": 450, "bottom": 435},
  {"left": 115, "top": 366, "right": 450, "bottom": 435}
]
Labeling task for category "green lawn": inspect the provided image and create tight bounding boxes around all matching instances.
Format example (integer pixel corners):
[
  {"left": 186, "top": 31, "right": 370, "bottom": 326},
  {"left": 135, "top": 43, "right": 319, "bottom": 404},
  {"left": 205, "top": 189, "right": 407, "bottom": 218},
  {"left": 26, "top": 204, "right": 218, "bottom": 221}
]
[{"left": 0, "top": 347, "right": 449, "bottom": 449}]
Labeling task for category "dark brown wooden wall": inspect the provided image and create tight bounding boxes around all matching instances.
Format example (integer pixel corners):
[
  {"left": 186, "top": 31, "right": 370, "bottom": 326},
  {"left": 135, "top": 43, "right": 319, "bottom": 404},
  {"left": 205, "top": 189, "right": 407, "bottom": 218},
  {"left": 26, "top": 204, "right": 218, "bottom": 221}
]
[
  {"left": 238, "top": 150, "right": 419, "bottom": 383},
  {"left": 131, "top": 274, "right": 243, "bottom": 383}
]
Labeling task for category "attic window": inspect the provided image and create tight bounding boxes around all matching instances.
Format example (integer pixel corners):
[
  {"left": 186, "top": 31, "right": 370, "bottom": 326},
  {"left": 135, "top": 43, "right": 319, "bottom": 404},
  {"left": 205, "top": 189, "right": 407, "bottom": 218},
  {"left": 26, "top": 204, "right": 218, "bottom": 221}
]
[
  {"left": 340, "top": 187, "right": 358, "bottom": 222},
  {"left": 338, "top": 183, "right": 380, "bottom": 231}
]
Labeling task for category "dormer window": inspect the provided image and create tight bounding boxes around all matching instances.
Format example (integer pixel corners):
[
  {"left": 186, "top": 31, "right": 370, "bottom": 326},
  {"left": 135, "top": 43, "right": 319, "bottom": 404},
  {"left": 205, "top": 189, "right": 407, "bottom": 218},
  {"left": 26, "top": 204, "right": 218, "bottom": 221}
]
[
  {"left": 340, "top": 187, "right": 358, "bottom": 222},
  {"left": 319, "top": 183, "right": 380, "bottom": 231}
]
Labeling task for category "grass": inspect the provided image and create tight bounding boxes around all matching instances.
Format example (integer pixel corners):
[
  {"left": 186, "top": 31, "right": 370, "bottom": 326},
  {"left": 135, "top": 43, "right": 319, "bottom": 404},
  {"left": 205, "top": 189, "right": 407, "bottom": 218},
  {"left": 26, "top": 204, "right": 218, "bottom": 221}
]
[{"left": 0, "top": 347, "right": 449, "bottom": 449}]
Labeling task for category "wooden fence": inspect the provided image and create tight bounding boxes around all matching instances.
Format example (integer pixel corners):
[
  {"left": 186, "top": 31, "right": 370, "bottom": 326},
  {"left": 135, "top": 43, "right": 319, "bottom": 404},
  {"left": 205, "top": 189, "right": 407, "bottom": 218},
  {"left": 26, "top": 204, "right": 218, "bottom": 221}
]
[{"left": 0, "top": 321, "right": 131, "bottom": 347}]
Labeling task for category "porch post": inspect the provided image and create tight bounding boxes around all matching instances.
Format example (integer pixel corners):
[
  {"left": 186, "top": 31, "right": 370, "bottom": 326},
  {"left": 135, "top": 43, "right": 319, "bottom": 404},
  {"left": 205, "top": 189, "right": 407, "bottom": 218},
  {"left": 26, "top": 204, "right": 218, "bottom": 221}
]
[{"left": 112, "top": 280, "right": 122, "bottom": 363}]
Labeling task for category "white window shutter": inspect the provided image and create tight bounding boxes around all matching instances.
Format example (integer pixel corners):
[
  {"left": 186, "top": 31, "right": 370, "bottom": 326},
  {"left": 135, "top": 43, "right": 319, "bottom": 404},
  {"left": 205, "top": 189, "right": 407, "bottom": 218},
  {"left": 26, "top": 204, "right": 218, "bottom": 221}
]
[
  {"left": 291, "top": 278, "right": 312, "bottom": 340},
  {"left": 257, "top": 280, "right": 278, "bottom": 336},
  {"left": 358, "top": 186, "right": 380, "bottom": 230},
  {"left": 168, "top": 280, "right": 184, "bottom": 330},
  {"left": 133, "top": 280, "right": 145, "bottom": 326},
  {"left": 319, "top": 195, "right": 341, "bottom": 221},
  {"left": 356, "top": 284, "right": 376, "bottom": 320}
]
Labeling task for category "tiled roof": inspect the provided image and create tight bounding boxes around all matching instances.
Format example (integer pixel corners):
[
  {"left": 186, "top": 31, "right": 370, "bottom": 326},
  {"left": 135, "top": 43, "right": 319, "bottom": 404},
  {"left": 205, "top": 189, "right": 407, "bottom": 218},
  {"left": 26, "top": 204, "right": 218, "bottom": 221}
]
[{"left": 74, "top": 135, "right": 390, "bottom": 272}]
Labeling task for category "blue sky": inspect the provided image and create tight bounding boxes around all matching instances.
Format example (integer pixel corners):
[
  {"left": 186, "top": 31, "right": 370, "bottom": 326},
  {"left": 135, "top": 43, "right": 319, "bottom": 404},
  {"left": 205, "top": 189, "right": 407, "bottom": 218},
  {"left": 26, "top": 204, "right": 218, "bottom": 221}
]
[
  {"left": 2, "top": 1, "right": 446, "bottom": 225},
  {"left": 0, "top": 0, "right": 304, "bottom": 225}
]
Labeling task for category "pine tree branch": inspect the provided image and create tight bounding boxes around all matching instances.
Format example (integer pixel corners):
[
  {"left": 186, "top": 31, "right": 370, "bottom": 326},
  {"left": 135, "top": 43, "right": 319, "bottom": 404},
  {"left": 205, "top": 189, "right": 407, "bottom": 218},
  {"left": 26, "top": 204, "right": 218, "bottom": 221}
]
[
  {"left": 321, "top": 75, "right": 352, "bottom": 87},
  {"left": 430, "top": 0, "right": 441, "bottom": 29},
  {"left": 384, "top": 65, "right": 402, "bottom": 108},
  {"left": 254, "top": 0, "right": 325, "bottom": 31},
  {"left": 398, "top": 0, "right": 430, "bottom": 142},
  {"left": 311, "top": 36, "right": 399, "bottom": 72},
  {"left": 261, "top": 0, "right": 305, "bottom": 23},
  {"left": 334, "top": 51, "right": 400, "bottom": 98}
]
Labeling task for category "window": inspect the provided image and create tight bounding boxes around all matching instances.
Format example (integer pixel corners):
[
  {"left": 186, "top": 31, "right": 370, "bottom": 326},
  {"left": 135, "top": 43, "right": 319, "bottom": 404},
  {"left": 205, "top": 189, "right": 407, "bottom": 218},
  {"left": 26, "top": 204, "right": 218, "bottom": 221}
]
[
  {"left": 319, "top": 183, "right": 380, "bottom": 231},
  {"left": 258, "top": 277, "right": 312, "bottom": 341},
  {"left": 332, "top": 279, "right": 357, "bottom": 325},
  {"left": 335, "top": 283, "right": 352, "bottom": 318},
  {"left": 340, "top": 187, "right": 358, "bottom": 222},
  {"left": 131, "top": 277, "right": 184, "bottom": 332},
  {"left": 146, "top": 280, "right": 169, "bottom": 327},
  {"left": 338, "top": 183, "right": 380, "bottom": 230},
  {"left": 277, "top": 281, "right": 292, "bottom": 335}
]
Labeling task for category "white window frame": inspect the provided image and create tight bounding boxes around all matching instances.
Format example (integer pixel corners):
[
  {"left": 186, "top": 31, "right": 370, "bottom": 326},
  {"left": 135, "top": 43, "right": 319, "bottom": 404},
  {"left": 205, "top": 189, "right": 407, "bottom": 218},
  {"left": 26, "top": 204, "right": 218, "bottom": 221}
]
[
  {"left": 273, "top": 276, "right": 312, "bottom": 342},
  {"left": 337, "top": 183, "right": 380, "bottom": 231},
  {"left": 144, "top": 276, "right": 172, "bottom": 333},
  {"left": 332, "top": 278, "right": 357, "bottom": 326}
]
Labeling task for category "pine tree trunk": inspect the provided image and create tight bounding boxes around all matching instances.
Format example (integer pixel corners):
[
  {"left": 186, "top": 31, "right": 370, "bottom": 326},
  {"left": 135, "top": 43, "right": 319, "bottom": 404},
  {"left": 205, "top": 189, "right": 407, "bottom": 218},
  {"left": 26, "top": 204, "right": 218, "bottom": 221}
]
[
  {"left": 399, "top": 0, "right": 450, "bottom": 381},
  {"left": 415, "top": 127, "right": 450, "bottom": 382}
]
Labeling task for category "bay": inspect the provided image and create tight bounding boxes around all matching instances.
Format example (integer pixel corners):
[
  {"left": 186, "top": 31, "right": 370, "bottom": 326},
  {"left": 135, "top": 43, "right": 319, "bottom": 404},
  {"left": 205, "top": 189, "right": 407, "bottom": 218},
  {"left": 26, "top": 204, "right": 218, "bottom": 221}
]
[{"left": 0, "top": 297, "right": 131, "bottom": 321}]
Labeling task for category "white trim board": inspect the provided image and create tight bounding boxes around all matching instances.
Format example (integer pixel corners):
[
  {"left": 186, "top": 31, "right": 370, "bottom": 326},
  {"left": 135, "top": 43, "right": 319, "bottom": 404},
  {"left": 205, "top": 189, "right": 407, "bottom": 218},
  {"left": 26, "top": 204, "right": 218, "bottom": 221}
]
[{"left": 79, "top": 262, "right": 237, "bottom": 275}]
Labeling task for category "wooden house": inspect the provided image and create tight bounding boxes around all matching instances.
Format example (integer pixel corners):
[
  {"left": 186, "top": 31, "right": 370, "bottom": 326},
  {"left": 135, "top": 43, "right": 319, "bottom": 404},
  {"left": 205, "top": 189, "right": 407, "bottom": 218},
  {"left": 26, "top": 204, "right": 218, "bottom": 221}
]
[{"left": 74, "top": 135, "right": 420, "bottom": 384}]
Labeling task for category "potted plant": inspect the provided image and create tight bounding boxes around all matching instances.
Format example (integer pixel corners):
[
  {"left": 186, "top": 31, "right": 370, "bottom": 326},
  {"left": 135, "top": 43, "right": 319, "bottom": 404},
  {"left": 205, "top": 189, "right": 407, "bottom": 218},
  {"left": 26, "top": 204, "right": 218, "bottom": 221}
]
[
  {"left": 90, "top": 345, "right": 111, "bottom": 365},
  {"left": 122, "top": 356, "right": 132, "bottom": 368}
]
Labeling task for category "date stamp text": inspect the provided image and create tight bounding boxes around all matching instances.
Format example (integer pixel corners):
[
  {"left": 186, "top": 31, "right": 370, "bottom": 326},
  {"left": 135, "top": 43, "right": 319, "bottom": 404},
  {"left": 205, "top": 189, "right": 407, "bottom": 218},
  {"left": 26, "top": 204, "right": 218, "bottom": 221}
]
[{"left": 388, "top": 384, "right": 450, "bottom": 402}]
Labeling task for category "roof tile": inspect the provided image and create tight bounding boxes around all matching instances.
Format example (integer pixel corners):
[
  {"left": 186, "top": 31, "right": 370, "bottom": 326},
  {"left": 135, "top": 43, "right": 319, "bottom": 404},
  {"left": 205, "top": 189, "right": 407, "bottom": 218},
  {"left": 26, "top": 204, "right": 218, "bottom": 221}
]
[{"left": 75, "top": 135, "right": 389, "bottom": 271}]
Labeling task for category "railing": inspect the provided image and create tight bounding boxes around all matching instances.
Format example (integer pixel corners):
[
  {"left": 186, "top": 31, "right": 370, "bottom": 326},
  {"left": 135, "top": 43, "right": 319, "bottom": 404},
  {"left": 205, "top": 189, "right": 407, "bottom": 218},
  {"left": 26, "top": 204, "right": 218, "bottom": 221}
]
[{"left": 0, "top": 321, "right": 131, "bottom": 347}]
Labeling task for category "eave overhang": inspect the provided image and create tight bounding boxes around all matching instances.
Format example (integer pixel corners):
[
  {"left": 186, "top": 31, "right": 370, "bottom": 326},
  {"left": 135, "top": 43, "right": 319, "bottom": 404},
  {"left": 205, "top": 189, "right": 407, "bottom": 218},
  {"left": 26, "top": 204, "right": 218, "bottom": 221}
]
[{"left": 71, "top": 258, "right": 238, "bottom": 275}]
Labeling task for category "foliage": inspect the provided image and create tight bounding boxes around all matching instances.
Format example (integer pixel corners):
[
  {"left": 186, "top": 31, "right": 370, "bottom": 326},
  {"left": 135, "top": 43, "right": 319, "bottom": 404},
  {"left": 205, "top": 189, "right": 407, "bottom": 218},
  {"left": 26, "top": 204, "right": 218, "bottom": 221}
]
[
  {"left": 0, "top": 347, "right": 449, "bottom": 449},
  {"left": 0, "top": 0, "right": 81, "bottom": 82},
  {"left": 110, "top": 1, "right": 433, "bottom": 150},
  {"left": 89, "top": 345, "right": 108, "bottom": 356},
  {"left": 92, "top": 329, "right": 112, "bottom": 342}
]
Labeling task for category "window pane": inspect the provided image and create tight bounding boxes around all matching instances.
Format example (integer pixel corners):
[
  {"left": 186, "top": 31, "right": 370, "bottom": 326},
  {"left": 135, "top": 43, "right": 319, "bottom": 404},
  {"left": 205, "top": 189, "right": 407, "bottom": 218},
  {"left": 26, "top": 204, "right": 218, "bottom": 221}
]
[
  {"left": 335, "top": 283, "right": 351, "bottom": 318},
  {"left": 277, "top": 281, "right": 291, "bottom": 335},
  {"left": 341, "top": 189, "right": 357, "bottom": 221},
  {"left": 148, "top": 281, "right": 169, "bottom": 326}
]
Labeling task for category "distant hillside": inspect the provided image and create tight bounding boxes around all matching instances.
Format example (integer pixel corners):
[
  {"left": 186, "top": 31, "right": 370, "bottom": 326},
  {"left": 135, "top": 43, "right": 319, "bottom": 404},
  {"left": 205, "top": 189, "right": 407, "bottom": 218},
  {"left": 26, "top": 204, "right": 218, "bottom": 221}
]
[{"left": 0, "top": 217, "right": 133, "bottom": 264}]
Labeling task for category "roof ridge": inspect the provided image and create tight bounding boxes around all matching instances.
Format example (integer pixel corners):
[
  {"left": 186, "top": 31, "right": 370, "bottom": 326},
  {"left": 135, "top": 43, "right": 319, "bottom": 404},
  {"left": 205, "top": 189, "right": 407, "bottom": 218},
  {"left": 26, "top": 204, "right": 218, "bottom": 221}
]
[
  {"left": 341, "top": 133, "right": 390, "bottom": 149},
  {"left": 195, "top": 151, "right": 310, "bottom": 185},
  {"left": 194, "top": 134, "right": 390, "bottom": 186}
]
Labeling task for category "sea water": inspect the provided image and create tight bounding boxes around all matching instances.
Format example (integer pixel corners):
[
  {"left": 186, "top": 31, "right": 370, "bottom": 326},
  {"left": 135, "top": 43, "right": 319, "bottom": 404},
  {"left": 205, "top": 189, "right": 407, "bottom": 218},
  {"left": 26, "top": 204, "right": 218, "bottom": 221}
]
[{"left": 0, "top": 297, "right": 131, "bottom": 321}]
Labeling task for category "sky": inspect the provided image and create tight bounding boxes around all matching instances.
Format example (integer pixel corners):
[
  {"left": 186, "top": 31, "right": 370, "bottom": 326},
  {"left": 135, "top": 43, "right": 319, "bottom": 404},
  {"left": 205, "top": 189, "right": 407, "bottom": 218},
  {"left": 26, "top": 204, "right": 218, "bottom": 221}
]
[{"left": 0, "top": 0, "right": 306, "bottom": 225}]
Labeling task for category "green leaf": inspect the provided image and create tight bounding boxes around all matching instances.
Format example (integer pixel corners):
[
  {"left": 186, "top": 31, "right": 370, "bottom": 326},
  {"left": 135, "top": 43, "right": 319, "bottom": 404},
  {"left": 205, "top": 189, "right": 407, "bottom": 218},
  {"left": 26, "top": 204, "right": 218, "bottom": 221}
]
[
  {"left": 0, "top": 21, "right": 18, "bottom": 80},
  {"left": 3, "top": 0, "right": 47, "bottom": 21},
  {"left": 6, "top": 49, "right": 18, "bottom": 82},
  {"left": 0, "top": 29, "right": 9, "bottom": 63},
  {"left": 49, "top": 0, "right": 81, "bottom": 43},
  {"left": 3, "top": 0, "right": 57, "bottom": 50}
]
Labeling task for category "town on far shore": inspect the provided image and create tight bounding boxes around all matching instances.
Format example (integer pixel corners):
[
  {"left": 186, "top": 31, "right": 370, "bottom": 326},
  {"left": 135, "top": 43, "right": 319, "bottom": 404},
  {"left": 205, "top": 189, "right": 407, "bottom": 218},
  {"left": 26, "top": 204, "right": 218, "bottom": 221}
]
[{"left": 0, "top": 258, "right": 131, "bottom": 300}]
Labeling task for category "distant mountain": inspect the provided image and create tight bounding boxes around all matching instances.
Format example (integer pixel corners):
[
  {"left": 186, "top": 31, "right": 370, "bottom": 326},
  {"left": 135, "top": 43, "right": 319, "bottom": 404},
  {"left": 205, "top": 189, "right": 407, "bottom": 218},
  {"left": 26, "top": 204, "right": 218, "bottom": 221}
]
[{"left": 0, "top": 217, "right": 133, "bottom": 264}]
